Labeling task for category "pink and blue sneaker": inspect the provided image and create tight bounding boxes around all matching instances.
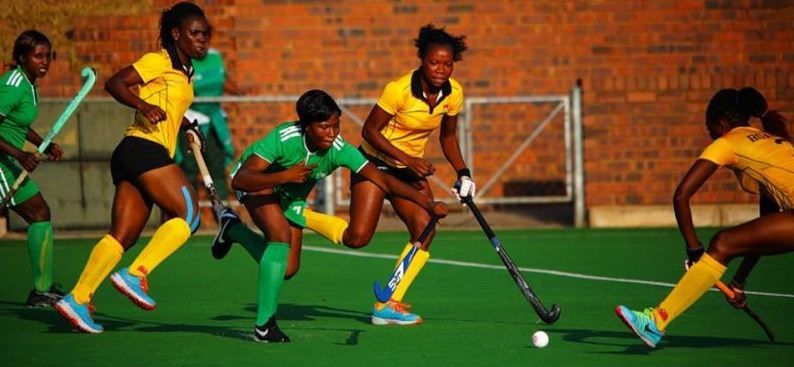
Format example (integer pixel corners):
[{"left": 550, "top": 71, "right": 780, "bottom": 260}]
[
  {"left": 55, "top": 294, "right": 102, "bottom": 334},
  {"left": 615, "top": 305, "right": 665, "bottom": 347},
  {"left": 372, "top": 300, "right": 422, "bottom": 326},
  {"left": 110, "top": 267, "right": 156, "bottom": 310}
]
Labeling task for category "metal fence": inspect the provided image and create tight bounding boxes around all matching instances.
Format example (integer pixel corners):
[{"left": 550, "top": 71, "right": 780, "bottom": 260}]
[{"left": 8, "top": 85, "right": 583, "bottom": 230}]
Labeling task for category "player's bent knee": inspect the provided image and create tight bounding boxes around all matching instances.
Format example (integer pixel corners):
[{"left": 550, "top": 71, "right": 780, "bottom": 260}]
[
  {"left": 342, "top": 228, "right": 373, "bottom": 249},
  {"left": 342, "top": 236, "right": 370, "bottom": 249},
  {"left": 707, "top": 231, "right": 736, "bottom": 261}
]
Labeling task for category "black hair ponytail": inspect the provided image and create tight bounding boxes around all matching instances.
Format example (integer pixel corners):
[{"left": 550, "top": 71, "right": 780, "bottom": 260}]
[{"left": 738, "top": 87, "right": 791, "bottom": 142}]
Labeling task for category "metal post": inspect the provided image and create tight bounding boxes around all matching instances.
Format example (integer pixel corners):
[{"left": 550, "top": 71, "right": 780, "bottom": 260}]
[
  {"left": 572, "top": 80, "right": 586, "bottom": 228},
  {"left": 323, "top": 175, "right": 334, "bottom": 215}
]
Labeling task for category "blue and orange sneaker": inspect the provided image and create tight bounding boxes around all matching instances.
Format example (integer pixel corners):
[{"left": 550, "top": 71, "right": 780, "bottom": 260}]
[
  {"left": 615, "top": 305, "right": 665, "bottom": 348},
  {"left": 110, "top": 267, "right": 156, "bottom": 310},
  {"left": 372, "top": 300, "right": 422, "bottom": 325},
  {"left": 54, "top": 294, "right": 103, "bottom": 334}
]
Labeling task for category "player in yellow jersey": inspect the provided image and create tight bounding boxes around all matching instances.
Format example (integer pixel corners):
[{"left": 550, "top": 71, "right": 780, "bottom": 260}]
[
  {"left": 353, "top": 24, "right": 472, "bottom": 325},
  {"left": 616, "top": 87, "right": 794, "bottom": 347},
  {"left": 55, "top": 2, "right": 209, "bottom": 334}
]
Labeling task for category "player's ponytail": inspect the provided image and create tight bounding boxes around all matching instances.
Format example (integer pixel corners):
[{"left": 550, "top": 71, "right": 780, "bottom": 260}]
[{"left": 738, "top": 87, "right": 791, "bottom": 143}]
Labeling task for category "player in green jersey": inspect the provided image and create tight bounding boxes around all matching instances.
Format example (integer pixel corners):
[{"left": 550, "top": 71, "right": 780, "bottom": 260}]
[
  {"left": 215, "top": 90, "right": 447, "bottom": 342},
  {"left": 0, "top": 30, "right": 65, "bottom": 307}
]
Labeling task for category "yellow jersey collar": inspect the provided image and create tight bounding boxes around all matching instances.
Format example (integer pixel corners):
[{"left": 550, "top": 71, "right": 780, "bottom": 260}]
[
  {"left": 410, "top": 69, "right": 451, "bottom": 106},
  {"left": 165, "top": 47, "right": 195, "bottom": 79}
]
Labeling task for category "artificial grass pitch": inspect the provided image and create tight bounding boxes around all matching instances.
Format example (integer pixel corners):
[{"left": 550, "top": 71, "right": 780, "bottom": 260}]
[{"left": 1, "top": 227, "right": 792, "bottom": 366}]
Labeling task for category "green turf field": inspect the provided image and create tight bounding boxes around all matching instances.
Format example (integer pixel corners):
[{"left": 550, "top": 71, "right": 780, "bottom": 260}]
[{"left": 1, "top": 227, "right": 792, "bottom": 366}]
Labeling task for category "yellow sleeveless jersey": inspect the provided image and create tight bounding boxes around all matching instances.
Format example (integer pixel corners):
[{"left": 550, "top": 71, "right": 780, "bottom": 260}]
[
  {"left": 125, "top": 50, "right": 194, "bottom": 157},
  {"left": 699, "top": 126, "right": 794, "bottom": 210},
  {"left": 360, "top": 70, "right": 463, "bottom": 168}
]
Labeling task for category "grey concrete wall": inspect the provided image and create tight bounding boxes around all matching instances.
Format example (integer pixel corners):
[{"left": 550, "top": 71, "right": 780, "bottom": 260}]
[{"left": 8, "top": 101, "right": 162, "bottom": 230}]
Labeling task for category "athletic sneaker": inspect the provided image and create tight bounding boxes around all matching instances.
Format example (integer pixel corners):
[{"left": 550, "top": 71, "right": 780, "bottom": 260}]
[
  {"left": 254, "top": 316, "right": 291, "bottom": 343},
  {"left": 110, "top": 267, "right": 156, "bottom": 310},
  {"left": 25, "top": 285, "right": 66, "bottom": 307},
  {"left": 615, "top": 305, "right": 665, "bottom": 348},
  {"left": 54, "top": 294, "right": 103, "bottom": 334},
  {"left": 46, "top": 284, "right": 66, "bottom": 299},
  {"left": 212, "top": 208, "right": 241, "bottom": 260},
  {"left": 372, "top": 300, "right": 422, "bottom": 325},
  {"left": 25, "top": 290, "right": 55, "bottom": 308}
]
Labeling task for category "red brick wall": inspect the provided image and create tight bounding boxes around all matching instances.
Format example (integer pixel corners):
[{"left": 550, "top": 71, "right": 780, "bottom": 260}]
[{"left": 23, "top": 0, "right": 794, "bottom": 208}]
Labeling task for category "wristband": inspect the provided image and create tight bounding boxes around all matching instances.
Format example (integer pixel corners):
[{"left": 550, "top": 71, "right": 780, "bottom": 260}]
[
  {"left": 456, "top": 168, "right": 471, "bottom": 179},
  {"left": 686, "top": 243, "right": 705, "bottom": 258}
]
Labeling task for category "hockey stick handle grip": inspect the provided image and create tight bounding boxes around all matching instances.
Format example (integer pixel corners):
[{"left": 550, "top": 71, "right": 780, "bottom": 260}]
[
  {"left": 188, "top": 138, "right": 214, "bottom": 190},
  {"left": 714, "top": 280, "right": 735, "bottom": 298}
]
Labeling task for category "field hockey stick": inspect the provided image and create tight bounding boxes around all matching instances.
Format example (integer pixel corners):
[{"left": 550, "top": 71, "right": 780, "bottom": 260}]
[
  {"left": 0, "top": 67, "right": 96, "bottom": 208},
  {"left": 714, "top": 280, "right": 775, "bottom": 341},
  {"left": 372, "top": 217, "right": 438, "bottom": 302},
  {"left": 187, "top": 134, "right": 226, "bottom": 219},
  {"left": 462, "top": 196, "right": 561, "bottom": 324}
]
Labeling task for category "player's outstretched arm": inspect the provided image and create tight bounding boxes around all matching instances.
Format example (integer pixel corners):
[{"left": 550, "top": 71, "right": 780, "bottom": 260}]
[{"left": 357, "top": 163, "right": 447, "bottom": 218}]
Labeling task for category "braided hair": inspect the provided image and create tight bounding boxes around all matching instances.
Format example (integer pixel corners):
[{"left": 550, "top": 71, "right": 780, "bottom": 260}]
[{"left": 414, "top": 24, "right": 467, "bottom": 62}]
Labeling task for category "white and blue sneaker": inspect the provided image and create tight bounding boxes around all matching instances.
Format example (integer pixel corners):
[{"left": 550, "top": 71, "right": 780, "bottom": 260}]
[
  {"left": 110, "top": 267, "right": 156, "bottom": 310},
  {"left": 55, "top": 294, "right": 103, "bottom": 334},
  {"left": 615, "top": 305, "right": 665, "bottom": 347},
  {"left": 212, "top": 208, "right": 241, "bottom": 260},
  {"left": 372, "top": 301, "right": 422, "bottom": 326}
]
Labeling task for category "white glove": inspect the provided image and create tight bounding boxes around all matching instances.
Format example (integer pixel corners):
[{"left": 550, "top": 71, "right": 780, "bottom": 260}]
[{"left": 453, "top": 175, "right": 476, "bottom": 202}]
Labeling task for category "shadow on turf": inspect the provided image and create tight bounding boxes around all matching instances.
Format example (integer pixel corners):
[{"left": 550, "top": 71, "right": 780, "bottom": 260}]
[
  {"left": 548, "top": 328, "right": 789, "bottom": 354},
  {"left": 2, "top": 299, "right": 369, "bottom": 343},
  {"left": 211, "top": 302, "right": 371, "bottom": 324},
  {"left": 0, "top": 300, "right": 137, "bottom": 333}
]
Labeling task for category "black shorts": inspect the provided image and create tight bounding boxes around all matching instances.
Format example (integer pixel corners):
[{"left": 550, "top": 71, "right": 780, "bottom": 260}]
[
  {"left": 110, "top": 136, "right": 174, "bottom": 185},
  {"left": 356, "top": 147, "right": 425, "bottom": 183}
]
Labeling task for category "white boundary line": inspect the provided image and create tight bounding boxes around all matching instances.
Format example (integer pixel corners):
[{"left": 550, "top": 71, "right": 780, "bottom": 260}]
[{"left": 304, "top": 245, "right": 794, "bottom": 299}]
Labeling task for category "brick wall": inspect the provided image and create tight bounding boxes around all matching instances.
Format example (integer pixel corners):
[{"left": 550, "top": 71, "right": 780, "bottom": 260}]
[{"left": 8, "top": 0, "right": 794, "bottom": 211}]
